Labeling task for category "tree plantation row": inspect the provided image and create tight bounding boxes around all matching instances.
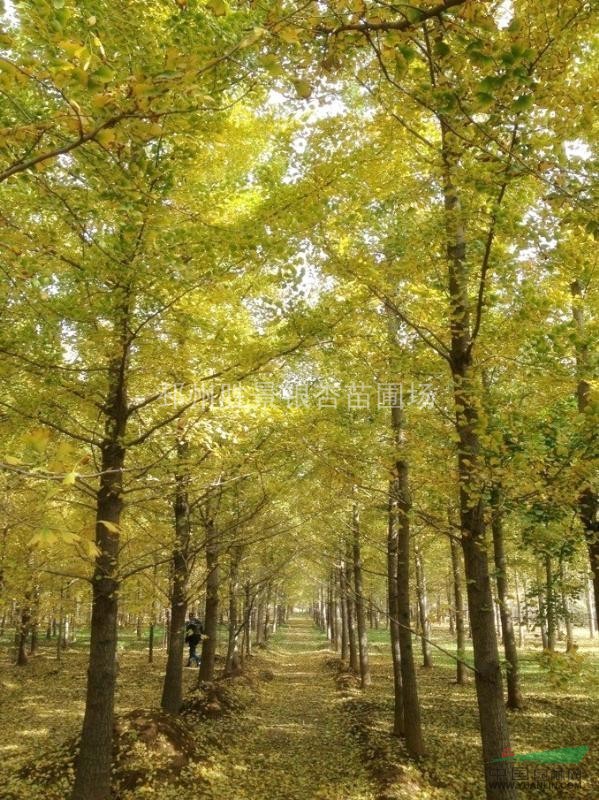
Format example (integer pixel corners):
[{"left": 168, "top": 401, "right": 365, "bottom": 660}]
[{"left": 0, "top": 2, "right": 597, "bottom": 800}]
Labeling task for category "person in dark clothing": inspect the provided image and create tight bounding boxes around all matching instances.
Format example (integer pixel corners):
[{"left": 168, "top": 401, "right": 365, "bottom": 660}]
[{"left": 185, "top": 616, "right": 203, "bottom": 667}]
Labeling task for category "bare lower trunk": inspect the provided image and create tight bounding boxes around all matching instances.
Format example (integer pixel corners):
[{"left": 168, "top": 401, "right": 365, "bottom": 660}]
[
  {"left": 225, "top": 546, "right": 242, "bottom": 675},
  {"left": 571, "top": 280, "right": 599, "bottom": 626},
  {"left": 545, "top": 553, "right": 556, "bottom": 652},
  {"left": 536, "top": 563, "right": 548, "bottom": 649},
  {"left": 586, "top": 579, "right": 595, "bottom": 638},
  {"left": 339, "top": 565, "right": 349, "bottom": 662},
  {"left": 72, "top": 440, "right": 124, "bottom": 800},
  {"left": 344, "top": 554, "right": 359, "bottom": 673},
  {"left": 263, "top": 583, "right": 272, "bottom": 643},
  {"left": 16, "top": 596, "right": 31, "bottom": 666},
  {"left": 447, "top": 572, "right": 455, "bottom": 636},
  {"left": 199, "top": 519, "right": 219, "bottom": 682},
  {"left": 415, "top": 543, "right": 433, "bottom": 668},
  {"left": 243, "top": 581, "right": 252, "bottom": 659},
  {"left": 161, "top": 439, "right": 191, "bottom": 714},
  {"left": 352, "top": 507, "right": 371, "bottom": 688},
  {"left": 387, "top": 482, "right": 404, "bottom": 736},
  {"left": 514, "top": 572, "right": 524, "bottom": 647},
  {"left": 559, "top": 556, "right": 574, "bottom": 652},
  {"left": 255, "top": 597, "right": 264, "bottom": 646},
  {"left": 395, "top": 457, "right": 425, "bottom": 758},
  {"left": 491, "top": 489, "right": 522, "bottom": 709},
  {"left": 450, "top": 534, "right": 467, "bottom": 685}
]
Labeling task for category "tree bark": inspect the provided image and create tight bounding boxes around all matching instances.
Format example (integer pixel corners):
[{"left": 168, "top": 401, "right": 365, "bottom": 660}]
[
  {"left": 586, "top": 578, "right": 595, "bottom": 638},
  {"left": 161, "top": 439, "right": 191, "bottom": 714},
  {"left": 514, "top": 572, "right": 524, "bottom": 647},
  {"left": 490, "top": 488, "right": 523, "bottom": 709},
  {"left": 440, "top": 118, "right": 514, "bottom": 796},
  {"left": 536, "top": 561, "right": 548, "bottom": 649},
  {"left": 387, "top": 480, "right": 404, "bottom": 736},
  {"left": 545, "top": 553, "right": 556, "bottom": 652},
  {"left": 225, "top": 545, "right": 242, "bottom": 675},
  {"left": 72, "top": 333, "right": 128, "bottom": 800},
  {"left": 16, "top": 594, "right": 31, "bottom": 666},
  {"left": 339, "top": 564, "right": 349, "bottom": 662},
  {"left": 450, "top": 534, "right": 467, "bottom": 685},
  {"left": 199, "top": 518, "right": 219, "bottom": 681},
  {"left": 344, "top": 551, "right": 359, "bottom": 673},
  {"left": 395, "top": 455, "right": 425, "bottom": 758},
  {"left": 255, "top": 595, "right": 264, "bottom": 646},
  {"left": 559, "top": 556, "right": 574, "bottom": 652},
  {"left": 352, "top": 506, "right": 371, "bottom": 688},
  {"left": 415, "top": 543, "right": 433, "bottom": 668},
  {"left": 263, "top": 582, "right": 272, "bottom": 642},
  {"left": 571, "top": 280, "right": 599, "bottom": 626}
]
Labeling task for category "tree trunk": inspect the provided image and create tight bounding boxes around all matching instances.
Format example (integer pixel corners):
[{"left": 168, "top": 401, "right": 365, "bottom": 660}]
[
  {"left": 225, "top": 546, "right": 242, "bottom": 675},
  {"left": 571, "top": 279, "right": 599, "bottom": 626},
  {"left": 545, "top": 553, "right": 556, "bottom": 652},
  {"left": 395, "top": 455, "right": 425, "bottom": 758},
  {"left": 536, "top": 561, "right": 548, "bottom": 649},
  {"left": 440, "top": 117, "right": 514, "bottom": 795},
  {"left": 255, "top": 596, "right": 264, "bottom": 646},
  {"left": 352, "top": 507, "right": 371, "bottom": 688},
  {"left": 339, "top": 564, "right": 349, "bottom": 662},
  {"left": 490, "top": 489, "right": 523, "bottom": 709},
  {"left": 263, "top": 583, "right": 272, "bottom": 643},
  {"left": 16, "top": 595, "right": 31, "bottom": 666},
  {"left": 29, "top": 584, "right": 40, "bottom": 655},
  {"left": 586, "top": 578, "right": 595, "bottom": 638},
  {"left": 450, "top": 534, "right": 467, "bottom": 685},
  {"left": 559, "top": 555, "right": 574, "bottom": 652},
  {"left": 199, "top": 518, "right": 219, "bottom": 681},
  {"left": 71, "top": 295, "right": 130, "bottom": 800},
  {"left": 344, "top": 554, "right": 359, "bottom": 673},
  {"left": 447, "top": 572, "right": 455, "bottom": 636},
  {"left": 161, "top": 439, "right": 191, "bottom": 714},
  {"left": 72, "top": 435, "right": 125, "bottom": 800},
  {"left": 387, "top": 481, "right": 404, "bottom": 736},
  {"left": 415, "top": 543, "right": 433, "bottom": 668}
]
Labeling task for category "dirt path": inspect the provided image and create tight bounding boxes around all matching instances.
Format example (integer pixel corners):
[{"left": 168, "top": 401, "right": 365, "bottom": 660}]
[{"left": 196, "top": 617, "right": 376, "bottom": 800}]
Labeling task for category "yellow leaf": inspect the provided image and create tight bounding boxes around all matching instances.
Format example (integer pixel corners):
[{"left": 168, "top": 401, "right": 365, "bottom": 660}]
[
  {"left": 96, "top": 128, "right": 116, "bottom": 146},
  {"left": 292, "top": 79, "right": 312, "bottom": 99},
  {"left": 98, "top": 520, "right": 120, "bottom": 533},
  {"left": 206, "top": 0, "right": 228, "bottom": 16},
  {"left": 238, "top": 27, "right": 266, "bottom": 50},
  {"left": 91, "top": 92, "right": 110, "bottom": 109},
  {"left": 277, "top": 26, "right": 300, "bottom": 44}
]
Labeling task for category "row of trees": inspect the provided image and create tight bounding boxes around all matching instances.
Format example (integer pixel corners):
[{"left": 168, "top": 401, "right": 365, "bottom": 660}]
[{"left": 1, "top": 2, "right": 596, "bottom": 800}]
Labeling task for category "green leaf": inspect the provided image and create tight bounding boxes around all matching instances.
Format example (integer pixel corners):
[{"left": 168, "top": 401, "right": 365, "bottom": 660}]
[
  {"left": 403, "top": 7, "right": 423, "bottom": 24},
  {"left": 434, "top": 41, "right": 451, "bottom": 59},
  {"left": 292, "top": 79, "right": 312, "bottom": 100},
  {"left": 512, "top": 93, "right": 533, "bottom": 111},
  {"left": 396, "top": 44, "right": 416, "bottom": 63},
  {"left": 92, "top": 64, "right": 115, "bottom": 83},
  {"left": 474, "top": 91, "right": 494, "bottom": 109}
]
